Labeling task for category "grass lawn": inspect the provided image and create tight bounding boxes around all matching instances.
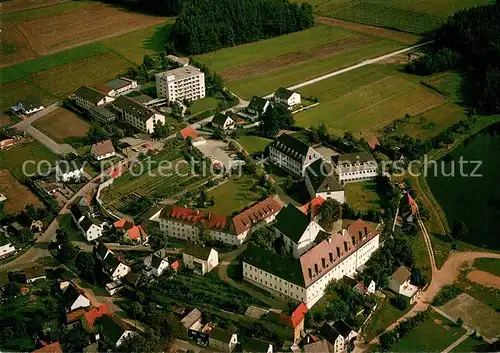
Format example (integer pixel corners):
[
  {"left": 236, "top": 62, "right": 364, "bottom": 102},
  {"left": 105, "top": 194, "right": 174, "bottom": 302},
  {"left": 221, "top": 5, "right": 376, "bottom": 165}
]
[
  {"left": 450, "top": 335, "right": 485, "bottom": 352},
  {"left": 205, "top": 176, "right": 261, "bottom": 215},
  {"left": 33, "top": 107, "right": 89, "bottom": 143},
  {"left": 237, "top": 135, "right": 272, "bottom": 154},
  {"left": 363, "top": 292, "right": 408, "bottom": 341},
  {"left": 0, "top": 80, "right": 55, "bottom": 112},
  {"left": 294, "top": 68, "right": 445, "bottom": 137},
  {"left": 58, "top": 214, "right": 83, "bottom": 242},
  {"left": 424, "top": 71, "right": 466, "bottom": 103},
  {"left": 391, "top": 311, "right": 466, "bottom": 352},
  {"left": 344, "top": 180, "right": 381, "bottom": 211},
  {"left": 0, "top": 141, "right": 58, "bottom": 181},
  {"left": 188, "top": 97, "right": 222, "bottom": 115},
  {"left": 473, "top": 258, "right": 500, "bottom": 277},
  {"left": 309, "top": 0, "right": 493, "bottom": 34},
  {"left": 412, "top": 233, "right": 432, "bottom": 282}
]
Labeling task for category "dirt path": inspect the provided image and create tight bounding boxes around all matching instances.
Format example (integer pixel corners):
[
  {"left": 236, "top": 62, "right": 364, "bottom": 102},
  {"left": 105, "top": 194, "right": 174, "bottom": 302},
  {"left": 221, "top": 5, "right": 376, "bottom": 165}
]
[{"left": 467, "top": 269, "right": 500, "bottom": 290}]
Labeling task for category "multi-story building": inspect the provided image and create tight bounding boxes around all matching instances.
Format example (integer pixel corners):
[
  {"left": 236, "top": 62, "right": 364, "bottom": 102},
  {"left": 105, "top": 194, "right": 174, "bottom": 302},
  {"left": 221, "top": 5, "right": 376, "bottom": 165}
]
[
  {"left": 155, "top": 65, "right": 205, "bottom": 103},
  {"left": 332, "top": 152, "right": 378, "bottom": 183},
  {"left": 96, "top": 77, "right": 138, "bottom": 97},
  {"left": 74, "top": 86, "right": 114, "bottom": 110},
  {"left": 182, "top": 243, "right": 219, "bottom": 275},
  {"left": 305, "top": 159, "right": 345, "bottom": 203},
  {"left": 157, "top": 196, "right": 283, "bottom": 246},
  {"left": 242, "top": 219, "right": 380, "bottom": 308},
  {"left": 113, "top": 95, "right": 165, "bottom": 134},
  {"left": 269, "top": 134, "right": 321, "bottom": 177},
  {"left": 274, "top": 87, "right": 301, "bottom": 109}
]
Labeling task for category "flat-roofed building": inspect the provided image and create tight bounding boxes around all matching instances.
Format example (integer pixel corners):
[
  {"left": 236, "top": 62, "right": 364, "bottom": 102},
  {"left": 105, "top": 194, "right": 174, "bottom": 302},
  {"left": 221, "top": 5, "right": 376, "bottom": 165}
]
[{"left": 156, "top": 65, "right": 205, "bottom": 103}]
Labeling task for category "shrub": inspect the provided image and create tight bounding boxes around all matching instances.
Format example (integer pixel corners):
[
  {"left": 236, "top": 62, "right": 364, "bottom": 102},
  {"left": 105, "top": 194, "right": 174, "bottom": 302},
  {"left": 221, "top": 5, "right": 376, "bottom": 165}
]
[{"left": 433, "top": 285, "right": 462, "bottom": 306}]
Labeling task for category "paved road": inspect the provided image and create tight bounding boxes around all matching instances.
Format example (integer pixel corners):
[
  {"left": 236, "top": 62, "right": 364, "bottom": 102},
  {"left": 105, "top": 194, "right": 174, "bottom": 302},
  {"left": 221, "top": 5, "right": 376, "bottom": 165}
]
[{"left": 263, "top": 41, "right": 432, "bottom": 98}]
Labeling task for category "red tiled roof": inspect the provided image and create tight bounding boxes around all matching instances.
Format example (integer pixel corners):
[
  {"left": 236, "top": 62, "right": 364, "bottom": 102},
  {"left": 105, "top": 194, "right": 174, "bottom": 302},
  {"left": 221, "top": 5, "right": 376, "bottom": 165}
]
[
  {"left": 66, "top": 308, "right": 86, "bottom": 323},
  {"left": 290, "top": 302, "right": 308, "bottom": 328},
  {"left": 91, "top": 140, "right": 115, "bottom": 156},
  {"left": 171, "top": 259, "right": 181, "bottom": 271},
  {"left": 179, "top": 127, "right": 199, "bottom": 140},
  {"left": 160, "top": 205, "right": 206, "bottom": 224},
  {"left": 365, "top": 134, "right": 380, "bottom": 150},
  {"left": 205, "top": 213, "right": 229, "bottom": 231},
  {"left": 347, "top": 219, "right": 373, "bottom": 244},
  {"left": 299, "top": 196, "right": 325, "bottom": 218},
  {"left": 114, "top": 218, "right": 133, "bottom": 230},
  {"left": 354, "top": 281, "right": 367, "bottom": 294},
  {"left": 232, "top": 196, "right": 283, "bottom": 235},
  {"left": 84, "top": 303, "right": 110, "bottom": 328},
  {"left": 32, "top": 342, "right": 63, "bottom": 353},
  {"left": 127, "top": 225, "right": 148, "bottom": 240}
]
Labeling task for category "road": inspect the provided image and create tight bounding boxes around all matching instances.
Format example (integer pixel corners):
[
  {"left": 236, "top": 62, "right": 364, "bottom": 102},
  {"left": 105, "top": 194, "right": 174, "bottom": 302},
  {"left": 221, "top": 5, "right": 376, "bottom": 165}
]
[{"left": 263, "top": 41, "right": 432, "bottom": 98}]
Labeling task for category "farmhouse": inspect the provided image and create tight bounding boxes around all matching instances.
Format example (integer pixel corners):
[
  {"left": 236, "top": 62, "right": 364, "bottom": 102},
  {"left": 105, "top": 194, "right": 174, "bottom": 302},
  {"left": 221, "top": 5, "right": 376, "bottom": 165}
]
[
  {"left": 181, "top": 308, "right": 202, "bottom": 331},
  {"left": 96, "top": 78, "right": 138, "bottom": 97},
  {"left": 242, "top": 219, "right": 380, "bottom": 307},
  {"left": 274, "top": 87, "right": 301, "bottom": 109},
  {"left": 10, "top": 97, "right": 44, "bottom": 116},
  {"left": 74, "top": 86, "right": 114, "bottom": 110},
  {"left": 55, "top": 159, "right": 84, "bottom": 182},
  {"left": 182, "top": 243, "right": 218, "bottom": 275},
  {"left": 113, "top": 96, "right": 166, "bottom": 134},
  {"left": 388, "top": 265, "right": 419, "bottom": 303},
  {"left": 158, "top": 195, "right": 283, "bottom": 245},
  {"left": 320, "top": 320, "right": 358, "bottom": 353},
  {"left": 91, "top": 140, "right": 115, "bottom": 161},
  {"left": 305, "top": 159, "right": 345, "bottom": 204},
  {"left": 178, "top": 127, "right": 206, "bottom": 146},
  {"left": 212, "top": 113, "right": 235, "bottom": 130},
  {"left": 113, "top": 218, "right": 149, "bottom": 244},
  {"left": 247, "top": 96, "right": 270, "bottom": 119},
  {"left": 88, "top": 105, "right": 117, "bottom": 123},
  {"left": 332, "top": 153, "right": 378, "bottom": 183},
  {"left": 155, "top": 65, "right": 206, "bottom": 103},
  {"left": 269, "top": 134, "right": 321, "bottom": 177},
  {"left": 264, "top": 302, "right": 308, "bottom": 343}
]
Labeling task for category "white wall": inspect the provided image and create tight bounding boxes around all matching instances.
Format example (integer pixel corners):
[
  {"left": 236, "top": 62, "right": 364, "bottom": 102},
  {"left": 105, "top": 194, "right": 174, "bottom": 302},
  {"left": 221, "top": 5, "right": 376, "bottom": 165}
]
[{"left": 70, "top": 295, "right": 91, "bottom": 311}]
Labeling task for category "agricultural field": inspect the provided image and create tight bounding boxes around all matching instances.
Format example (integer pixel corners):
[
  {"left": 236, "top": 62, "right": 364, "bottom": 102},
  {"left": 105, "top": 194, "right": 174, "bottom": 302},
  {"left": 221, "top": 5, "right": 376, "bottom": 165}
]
[
  {"left": 0, "top": 80, "right": 55, "bottom": 115},
  {"left": 304, "top": 0, "right": 494, "bottom": 34},
  {"left": 295, "top": 66, "right": 446, "bottom": 137},
  {"left": 196, "top": 25, "right": 405, "bottom": 99},
  {"left": 205, "top": 176, "right": 262, "bottom": 216},
  {"left": 423, "top": 71, "right": 466, "bottom": 103},
  {"left": 237, "top": 135, "right": 272, "bottom": 155},
  {"left": 0, "top": 0, "right": 71, "bottom": 14},
  {"left": 0, "top": 141, "right": 58, "bottom": 181},
  {"left": 33, "top": 108, "right": 89, "bottom": 143},
  {"left": 390, "top": 311, "right": 466, "bottom": 352},
  {"left": 344, "top": 180, "right": 381, "bottom": 212},
  {"left": 0, "top": 169, "right": 43, "bottom": 214}
]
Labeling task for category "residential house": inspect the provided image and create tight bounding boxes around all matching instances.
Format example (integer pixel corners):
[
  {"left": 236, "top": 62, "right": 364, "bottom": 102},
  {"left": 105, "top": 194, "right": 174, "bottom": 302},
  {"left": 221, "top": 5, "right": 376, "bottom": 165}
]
[
  {"left": 332, "top": 152, "right": 378, "bottom": 183},
  {"left": 182, "top": 243, "right": 218, "bottom": 275},
  {"left": 156, "top": 65, "right": 205, "bottom": 103},
  {"left": 113, "top": 218, "right": 148, "bottom": 244},
  {"left": 113, "top": 95, "right": 165, "bottom": 134},
  {"left": 55, "top": 158, "right": 84, "bottom": 182},
  {"left": 212, "top": 113, "right": 235, "bottom": 130},
  {"left": 269, "top": 134, "right": 320, "bottom": 177},
  {"left": 343, "top": 276, "right": 376, "bottom": 295},
  {"left": 178, "top": 127, "right": 206, "bottom": 146},
  {"left": 158, "top": 195, "right": 283, "bottom": 246},
  {"left": 305, "top": 159, "right": 345, "bottom": 203},
  {"left": 264, "top": 302, "right": 308, "bottom": 343},
  {"left": 321, "top": 321, "right": 358, "bottom": 353},
  {"left": 388, "top": 266, "right": 419, "bottom": 304},
  {"left": 88, "top": 105, "right": 117, "bottom": 123},
  {"left": 61, "top": 281, "right": 91, "bottom": 312},
  {"left": 69, "top": 204, "right": 104, "bottom": 242},
  {"left": 181, "top": 308, "right": 202, "bottom": 332},
  {"left": 91, "top": 140, "right": 116, "bottom": 161},
  {"left": 242, "top": 219, "right": 380, "bottom": 307},
  {"left": 25, "top": 266, "right": 46, "bottom": 283},
  {"left": 96, "top": 78, "right": 138, "bottom": 97},
  {"left": 0, "top": 231, "right": 16, "bottom": 259},
  {"left": 247, "top": 96, "right": 270, "bottom": 118},
  {"left": 208, "top": 328, "right": 238, "bottom": 353},
  {"left": 274, "top": 87, "right": 301, "bottom": 109},
  {"left": 96, "top": 242, "right": 112, "bottom": 262},
  {"left": 303, "top": 340, "right": 334, "bottom": 353},
  {"left": 32, "top": 341, "right": 63, "bottom": 353},
  {"left": 102, "top": 254, "right": 130, "bottom": 282},
  {"left": 274, "top": 204, "right": 323, "bottom": 258},
  {"left": 105, "top": 280, "right": 124, "bottom": 296},
  {"left": 97, "top": 314, "right": 138, "bottom": 347},
  {"left": 144, "top": 249, "right": 169, "bottom": 277},
  {"left": 66, "top": 308, "right": 87, "bottom": 330},
  {"left": 10, "top": 97, "right": 44, "bottom": 116},
  {"left": 74, "top": 86, "right": 114, "bottom": 110}
]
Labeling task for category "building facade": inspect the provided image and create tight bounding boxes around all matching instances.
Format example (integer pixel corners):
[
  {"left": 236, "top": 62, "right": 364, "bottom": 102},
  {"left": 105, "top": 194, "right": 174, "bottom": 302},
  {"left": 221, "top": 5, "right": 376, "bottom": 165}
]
[
  {"left": 182, "top": 244, "right": 219, "bottom": 275},
  {"left": 269, "top": 134, "right": 321, "bottom": 177},
  {"left": 74, "top": 86, "right": 114, "bottom": 110},
  {"left": 305, "top": 159, "right": 345, "bottom": 204},
  {"left": 274, "top": 87, "right": 301, "bottom": 109},
  {"left": 113, "top": 96, "right": 165, "bottom": 134},
  {"left": 156, "top": 65, "right": 205, "bottom": 103},
  {"left": 332, "top": 153, "right": 378, "bottom": 183}
]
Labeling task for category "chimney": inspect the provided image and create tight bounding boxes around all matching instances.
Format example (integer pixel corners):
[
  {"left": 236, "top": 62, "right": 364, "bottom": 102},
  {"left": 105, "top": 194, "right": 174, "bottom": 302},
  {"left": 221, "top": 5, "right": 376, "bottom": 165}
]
[{"left": 364, "top": 227, "right": 368, "bottom": 236}]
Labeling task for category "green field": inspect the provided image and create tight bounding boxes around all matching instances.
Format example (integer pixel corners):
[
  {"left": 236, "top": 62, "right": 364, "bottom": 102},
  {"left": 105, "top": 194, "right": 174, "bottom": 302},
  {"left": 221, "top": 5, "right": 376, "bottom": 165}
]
[
  {"left": 295, "top": 67, "right": 445, "bottom": 137},
  {"left": 363, "top": 292, "right": 408, "bottom": 341},
  {"left": 391, "top": 311, "right": 466, "bottom": 352},
  {"left": 237, "top": 135, "right": 272, "bottom": 154},
  {"left": 307, "top": 0, "right": 494, "bottom": 34},
  {"left": 0, "top": 1, "right": 93, "bottom": 22},
  {"left": 450, "top": 335, "right": 485, "bottom": 352},
  {"left": 474, "top": 258, "right": 500, "bottom": 277},
  {"left": 0, "top": 80, "right": 55, "bottom": 113},
  {"left": 344, "top": 180, "right": 381, "bottom": 211},
  {"left": 424, "top": 71, "right": 466, "bottom": 102},
  {"left": 0, "top": 141, "right": 58, "bottom": 181},
  {"left": 188, "top": 97, "right": 223, "bottom": 116},
  {"left": 205, "top": 177, "right": 262, "bottom": 215}
]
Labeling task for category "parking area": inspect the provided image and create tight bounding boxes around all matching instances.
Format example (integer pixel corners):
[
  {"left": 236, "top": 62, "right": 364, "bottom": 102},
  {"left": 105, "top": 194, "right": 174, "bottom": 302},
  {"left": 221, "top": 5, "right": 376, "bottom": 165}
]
[{"left": 195, "top": 138, "right": 244, "bottom": 169}]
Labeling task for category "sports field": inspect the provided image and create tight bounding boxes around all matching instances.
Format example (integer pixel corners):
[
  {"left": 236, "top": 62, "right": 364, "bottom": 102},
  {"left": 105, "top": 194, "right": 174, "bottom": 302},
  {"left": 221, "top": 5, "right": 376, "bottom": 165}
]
[
  {"left": 196, "top": 25, "right": 405, "bottom": 99},
  {"left": 304, "top": 0, "right": 494, "bottom": 34},
  {"left": 294, "top": 66, "right": 446, "bottom": 137},
  {"left": 33, "top": 108, "right": 89, "bottom": 143}
]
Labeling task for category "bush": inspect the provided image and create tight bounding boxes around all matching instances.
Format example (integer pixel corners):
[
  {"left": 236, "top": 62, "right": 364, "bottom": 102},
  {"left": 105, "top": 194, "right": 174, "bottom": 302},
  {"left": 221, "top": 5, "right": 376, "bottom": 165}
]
[
  {"left": 390, "top": 295, "right": 409, "bottom": 311},
  {"left": 433, "top": 285, "right": 462, "bottom": 306}
]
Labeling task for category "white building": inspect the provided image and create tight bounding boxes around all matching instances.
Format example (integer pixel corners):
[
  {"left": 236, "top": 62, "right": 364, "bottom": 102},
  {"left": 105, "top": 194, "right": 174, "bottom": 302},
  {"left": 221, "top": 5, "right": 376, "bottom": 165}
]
[
  {"left": 74, "top": 86, "right": 114, "bottom": 110},
  {"left": 274, "top": 87, "right": 301, "bottom": 109},
  {"left": 55, "top": 159, "right": 84, "bottom": 182},
  {"left": 113, "top": 95, "right": 165, "bottom": 134},
  {"left": 156, "top": 65, "right": 205, "bottom": 103},
  {"left": 305, "top": 159, "right": 345, "bottom": 204},
  {"left": 242, "top": 219, "right": 380, "bottom": 308},
  {"left": 269, "top": 134, "right": 321, "bottom": 177},
  {"left": 96, "top": 78, "right": 138, "bottom": 97},
  {"left": 321, "top": 321, "right": 358, "bottom": 353},
  {"left": 98, "top": 314, "right": 138, "bottom": 347},
  {"left": 332, "top": 152, "right": 378, "bottom": 183},
  {"left": 61, "top": 282, "right": 91, "bottom": 312},
  {"left": 144, "top": 249, "right": 169, "bottom": 277},
  {"left": 388, "top": 266, "right": 420, "bottom": 304},
  {"left": 69, "top": 204, "right": 103, "bottom": 242},
  {"left": 182, "top": 243, "right": 218, "bottom": 275},
  {"left": 158, "top": 196, "right": 283, "bottom": 246},
  {"left": 10, "top": 97, "right": 44, "bottom": 116},
  {"left": 102, "top": 254, "right": 130, "bottom": 282},
  {"left": 91, "top": 140, "right": 116, "bottom": 161},
  {"left": 212, "top": 113, "right": 235, "bottom": 130},
  {"left": 0, "top": 239, "right": 16, "bottom": 259}
]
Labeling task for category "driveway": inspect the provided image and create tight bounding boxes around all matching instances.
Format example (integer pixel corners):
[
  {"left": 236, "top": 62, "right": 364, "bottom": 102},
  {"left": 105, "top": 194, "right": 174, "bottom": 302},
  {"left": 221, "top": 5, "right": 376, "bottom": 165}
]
[{"left": 196, "top": 139, "right": 242, "bottom": 169}]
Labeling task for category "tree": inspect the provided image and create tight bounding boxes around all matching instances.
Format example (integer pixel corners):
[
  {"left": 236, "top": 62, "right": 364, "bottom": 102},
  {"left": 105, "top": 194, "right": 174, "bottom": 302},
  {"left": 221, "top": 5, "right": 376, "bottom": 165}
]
[
  {"left": 212, "top": 128, "right": 224, "bottom": 140},
  {"left": 325, "top": 299, "right": 349, "bottom": 321},
  {"left": 58, "top": 243, "right": 77, "bottom": 263},
  {"left": 457, "top": 317, "right": 463, "bottom": 327},
  {"left": 151, "top": 121, "right": 169, "bottom": 139},
  {"left": 143, "top": 54, "right": 154, "bottom": 70},
  {"left": 75, "top": 252, "right": 95, "bottom": 283},
  {"left": 131, "top": 302, "right": 144, "bottom": 320},
  {"left": 390, "top": 295, "right": 409, "bottom": 311},
  {"left": 451, "top": 220, "right": 468, "bottom": 241},
  {"left": 56, "top": 229, "right": 69, "bottom": 245},
  {"left": 149, "top": 229, "right": 169, "bottom": 251},
  {"left": 319, "top": 198, "right": 342, "bottom": 231},
  {"left": 250, "top": 228, "right": 275, "bottom": 251},
  {"left": 259, "top": 104, "right": 295, "bottom": 137}
]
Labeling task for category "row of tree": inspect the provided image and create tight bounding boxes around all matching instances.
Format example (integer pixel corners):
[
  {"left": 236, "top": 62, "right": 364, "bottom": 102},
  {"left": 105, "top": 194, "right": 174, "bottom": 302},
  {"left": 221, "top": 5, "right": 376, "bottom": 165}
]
[{"left": 100, "top": 0, "right": 181, "bottom": 16}]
